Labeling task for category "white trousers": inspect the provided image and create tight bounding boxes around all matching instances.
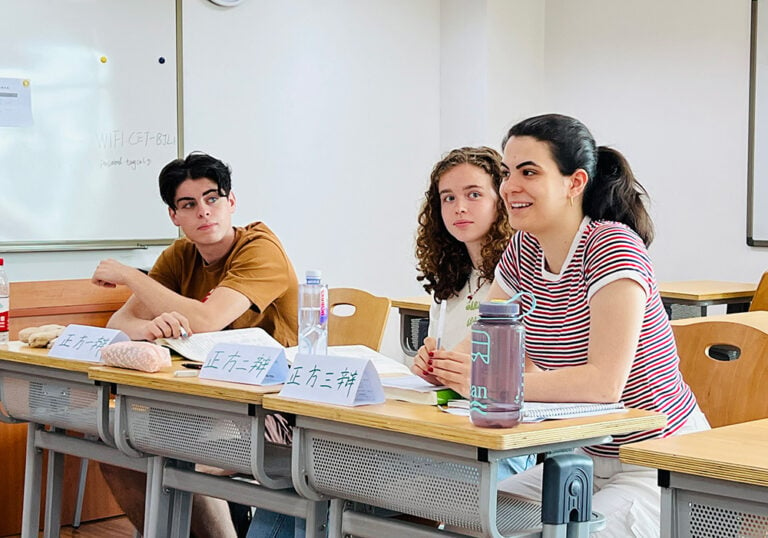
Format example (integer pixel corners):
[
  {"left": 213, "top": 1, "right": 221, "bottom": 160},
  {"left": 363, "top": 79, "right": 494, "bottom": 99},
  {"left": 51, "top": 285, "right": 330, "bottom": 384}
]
[{"left": 497, "top": 406, "right": 711, "bottom": 538}]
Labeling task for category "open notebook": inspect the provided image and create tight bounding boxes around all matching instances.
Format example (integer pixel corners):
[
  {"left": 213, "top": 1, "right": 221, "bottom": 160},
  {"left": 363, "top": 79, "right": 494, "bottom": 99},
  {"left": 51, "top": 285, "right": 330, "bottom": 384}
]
[
  {"left": 155, "top": 327, "right": 282, "bottom": 362},
  {"left": 157, "top": 328, "right": 411, "bottom": 377}
]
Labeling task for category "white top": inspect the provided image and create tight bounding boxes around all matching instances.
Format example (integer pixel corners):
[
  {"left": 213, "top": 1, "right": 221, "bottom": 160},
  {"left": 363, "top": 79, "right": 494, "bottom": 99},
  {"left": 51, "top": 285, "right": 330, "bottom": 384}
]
[{"left": 427, "top": 269, "right": 492, "bottom": 351}]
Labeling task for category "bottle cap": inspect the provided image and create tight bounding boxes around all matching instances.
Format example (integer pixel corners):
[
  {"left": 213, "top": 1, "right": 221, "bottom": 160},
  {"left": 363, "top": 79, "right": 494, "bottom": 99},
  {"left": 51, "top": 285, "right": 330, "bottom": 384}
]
[
  {"left": 479, "top": 300, "right": 520, "bottom": 318},
  {"left": 305, "top": 269, "right": 322, "bottom": 284},
  {"left": 0, "top": 258, "right": 4, "bottom": 266}
]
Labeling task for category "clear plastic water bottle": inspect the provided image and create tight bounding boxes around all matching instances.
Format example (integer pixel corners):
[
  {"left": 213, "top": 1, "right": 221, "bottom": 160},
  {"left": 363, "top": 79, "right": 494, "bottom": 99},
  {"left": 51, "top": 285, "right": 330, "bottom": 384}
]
[
  {"left": 0, "top": 258, "right": 8, "bottom": 345},
  {"left": 298, "top": 269, "right": 328, "bottom": 356},
  {"left": 469, "top": 300, "right": 525, "bottom": 428}
]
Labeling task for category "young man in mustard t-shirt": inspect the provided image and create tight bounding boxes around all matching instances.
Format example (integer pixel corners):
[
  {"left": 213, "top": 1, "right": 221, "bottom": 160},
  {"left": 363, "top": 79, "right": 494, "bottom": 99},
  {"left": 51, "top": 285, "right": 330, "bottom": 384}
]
[{"left": 91, "top": 152, "right": 299, "bottom": 538}]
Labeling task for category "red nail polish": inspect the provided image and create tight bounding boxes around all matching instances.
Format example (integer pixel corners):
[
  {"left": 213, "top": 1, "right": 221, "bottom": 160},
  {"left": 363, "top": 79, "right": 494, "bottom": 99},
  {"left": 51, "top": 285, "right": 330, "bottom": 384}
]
[
  {"left": 428, "top": 367, "right": 433, "bottom": 372},
  {"left": 427, "top": 359, "right": 433, "bottom": 365},
  {"left": 428, "top": 351, "right": 434, "bottom": 357}
]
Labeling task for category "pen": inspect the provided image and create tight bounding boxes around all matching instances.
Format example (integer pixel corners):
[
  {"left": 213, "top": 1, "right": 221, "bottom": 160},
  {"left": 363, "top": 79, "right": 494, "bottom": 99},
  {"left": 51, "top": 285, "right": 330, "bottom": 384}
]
[
  {"left": 435, "top": 300, "right": 447, "bottom": 350},
  {"left": 179, "top": 327, "right": 189, "bottom": 339}
]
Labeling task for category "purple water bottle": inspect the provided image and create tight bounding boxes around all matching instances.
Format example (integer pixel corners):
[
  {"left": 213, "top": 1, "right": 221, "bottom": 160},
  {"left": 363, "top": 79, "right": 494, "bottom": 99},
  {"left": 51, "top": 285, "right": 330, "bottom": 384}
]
[{"left": 470, "top": 300, "right": 525, "bottom": 428}]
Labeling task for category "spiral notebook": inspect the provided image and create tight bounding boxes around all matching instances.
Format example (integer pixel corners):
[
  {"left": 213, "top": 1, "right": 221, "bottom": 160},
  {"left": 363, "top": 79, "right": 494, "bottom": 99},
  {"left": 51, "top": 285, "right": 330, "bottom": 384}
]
[
  {"left": 445, "top": 400, "right": 625, "bottom": 421},
  {"left": 520, "top": 401, "right": 626, "bottom": 421}
]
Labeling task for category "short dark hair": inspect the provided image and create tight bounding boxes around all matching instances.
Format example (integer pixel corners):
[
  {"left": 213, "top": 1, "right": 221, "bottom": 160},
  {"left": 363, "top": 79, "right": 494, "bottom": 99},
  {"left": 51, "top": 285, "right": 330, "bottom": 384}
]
[
  {"left": 502, "top": 113, "right": 654, "bottom": 246},
  {"left": 158, "top": 152, "right": 232, "bottom": 210}
]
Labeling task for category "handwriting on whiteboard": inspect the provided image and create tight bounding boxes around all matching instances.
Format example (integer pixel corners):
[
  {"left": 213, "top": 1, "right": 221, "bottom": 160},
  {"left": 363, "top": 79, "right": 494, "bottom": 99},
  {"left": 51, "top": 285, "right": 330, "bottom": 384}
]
[{"left": 98, "top": 130, "right": 176, "bottom": 149}]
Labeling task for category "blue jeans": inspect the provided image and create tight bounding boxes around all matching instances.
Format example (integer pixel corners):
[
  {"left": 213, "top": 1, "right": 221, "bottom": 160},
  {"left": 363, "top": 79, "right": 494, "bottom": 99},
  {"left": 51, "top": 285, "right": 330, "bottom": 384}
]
[
  {"left": 498, "top": 453, "right": 537, "bottom": 481},
  {"left": 246, "top": 509, "right": 305, "bottom": 538}
]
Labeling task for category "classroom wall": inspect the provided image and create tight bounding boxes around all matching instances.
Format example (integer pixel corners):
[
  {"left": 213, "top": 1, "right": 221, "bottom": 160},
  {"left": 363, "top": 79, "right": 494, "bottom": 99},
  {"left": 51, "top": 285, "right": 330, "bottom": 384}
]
[
  {"left": 537, "top": 0, "right": 768, "bottom": 282},
  {"left": 442, "top": 0, "right": 768, "bottom": 283},
  {"left": 181, "top": 0, "right": 439, "bottom": 297},
  {"left": 4, "top": 0, "right": 768, "bottom": 357}
]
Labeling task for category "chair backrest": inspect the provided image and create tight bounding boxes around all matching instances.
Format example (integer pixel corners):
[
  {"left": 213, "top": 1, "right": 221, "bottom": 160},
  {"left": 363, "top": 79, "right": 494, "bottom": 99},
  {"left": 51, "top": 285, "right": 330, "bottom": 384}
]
[
  {"left": 327, "top": 287, "right": 391, "bottom": 351},
  {"left": 749, "top": 271, "right": 768, "bottom": 311},
  {"left": 672, "top": 311, "right": 768, "bottom": 428}
]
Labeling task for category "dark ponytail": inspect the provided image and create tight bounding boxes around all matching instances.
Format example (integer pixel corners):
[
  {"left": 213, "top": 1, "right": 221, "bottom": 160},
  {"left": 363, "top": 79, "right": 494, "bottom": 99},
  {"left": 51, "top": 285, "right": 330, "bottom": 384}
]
[
  {"left": 585, "top": 147, "right": 654, "bottom": 246},
  {"left": 503, "top": 114, "right": 654, "bottom": 246}
]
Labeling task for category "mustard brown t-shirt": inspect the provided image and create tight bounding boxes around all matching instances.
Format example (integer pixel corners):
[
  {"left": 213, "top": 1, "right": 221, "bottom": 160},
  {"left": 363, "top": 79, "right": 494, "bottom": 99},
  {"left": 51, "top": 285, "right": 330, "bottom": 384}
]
[{"left": 148, "top": 222, "right": 299, "bottom": 346}]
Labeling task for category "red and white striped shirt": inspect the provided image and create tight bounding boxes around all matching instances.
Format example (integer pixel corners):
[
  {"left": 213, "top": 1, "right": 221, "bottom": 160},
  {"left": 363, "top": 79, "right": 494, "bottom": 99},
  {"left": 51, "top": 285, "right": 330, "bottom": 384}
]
[{"left": 496, "top": 218, "right": 696, "bottom": 457}]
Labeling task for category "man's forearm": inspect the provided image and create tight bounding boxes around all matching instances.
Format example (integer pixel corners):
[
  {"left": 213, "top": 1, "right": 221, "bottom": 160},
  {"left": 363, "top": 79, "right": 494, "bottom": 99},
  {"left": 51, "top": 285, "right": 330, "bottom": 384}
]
[
  {"left": 123, "top": 271, "right": 203, "bottom": 321},
  {"left": 106, "top": 304, "right": 153, "bottom": 340}
]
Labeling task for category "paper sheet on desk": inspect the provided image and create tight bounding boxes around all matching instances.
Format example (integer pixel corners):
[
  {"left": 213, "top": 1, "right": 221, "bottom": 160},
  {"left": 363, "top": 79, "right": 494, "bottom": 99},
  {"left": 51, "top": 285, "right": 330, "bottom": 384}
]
[
  {"left": 284, "top": 345, "right": 411, "bottom": 376},
  {"left": 380, "top": 375, "right": 448, "bottom": 392}
]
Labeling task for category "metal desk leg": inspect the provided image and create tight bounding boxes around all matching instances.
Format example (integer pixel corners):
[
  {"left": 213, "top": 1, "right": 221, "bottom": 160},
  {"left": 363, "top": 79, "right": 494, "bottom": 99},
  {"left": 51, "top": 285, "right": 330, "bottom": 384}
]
[
  {"left": 21, "top": 423, "right": 44, "bottom": 538},
  {"left": 327, "top": 498, "right": 345, "bottom": 538},
  {"left": 305, "top": 498, "right": 330, "bottom": 538},
  {"left": 73, "top": 456, "right": 90, "bottom": 527},
  {"left": 168, "top": 461, "right": 194, "bottom": 538},
  {"left": 145, "top": 455, "right": 174, "bottom": 538},
  {"left": 659, "top": 486, "right": 674, "bottom": 538},
  {"left": 169, "top": 483, "right": 193, "bottom": 538},
  {"left": 43, "top": 434, "right": 65, "bottom": 538}
]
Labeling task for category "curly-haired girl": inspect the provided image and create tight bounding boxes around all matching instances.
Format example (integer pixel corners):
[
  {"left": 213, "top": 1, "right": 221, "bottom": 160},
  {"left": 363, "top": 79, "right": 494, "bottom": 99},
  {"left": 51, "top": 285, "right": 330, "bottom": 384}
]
[{"left": 415, "top": 146, "right": 513, "bottom": 350}]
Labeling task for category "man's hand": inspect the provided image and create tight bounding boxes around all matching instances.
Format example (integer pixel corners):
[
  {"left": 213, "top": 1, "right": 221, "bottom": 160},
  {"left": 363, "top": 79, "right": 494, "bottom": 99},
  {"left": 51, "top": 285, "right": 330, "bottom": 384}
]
[
  {"left": 138, "top": 311, "right": 192, "bottom": 341},
  {"left": 92, "top": 259, "right": 140, "bottom": 288}
]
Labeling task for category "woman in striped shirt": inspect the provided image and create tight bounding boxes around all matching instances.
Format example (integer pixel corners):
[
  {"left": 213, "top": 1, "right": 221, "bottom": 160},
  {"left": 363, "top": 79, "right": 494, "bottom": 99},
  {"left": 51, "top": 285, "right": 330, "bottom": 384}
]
[{"left": 413, "top": 113, "right": 709, "bottom": 537}]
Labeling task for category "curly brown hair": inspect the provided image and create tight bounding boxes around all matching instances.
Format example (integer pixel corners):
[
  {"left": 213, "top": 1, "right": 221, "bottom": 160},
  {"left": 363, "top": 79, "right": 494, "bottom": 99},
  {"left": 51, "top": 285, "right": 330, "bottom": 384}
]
[{"left": 415, "top": 147, "right": 513, "bottom": 301}]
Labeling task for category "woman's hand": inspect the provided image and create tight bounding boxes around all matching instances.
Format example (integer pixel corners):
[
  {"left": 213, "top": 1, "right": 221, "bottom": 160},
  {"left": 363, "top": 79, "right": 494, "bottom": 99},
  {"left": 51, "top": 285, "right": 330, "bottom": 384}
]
[
  {"left": 411, "top": 336, "right": 442, "bottom": 385},
  {"left": 412, "top": 336, "right": 472, "bottom": 397},
  {"left": 431, "top": 350, "right": 472, "bottom": 398}
]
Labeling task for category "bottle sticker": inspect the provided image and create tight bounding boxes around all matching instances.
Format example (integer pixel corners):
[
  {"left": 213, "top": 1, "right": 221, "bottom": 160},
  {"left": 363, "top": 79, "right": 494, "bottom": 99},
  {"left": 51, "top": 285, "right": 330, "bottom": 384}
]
[
  {"left": 319, "top": 287, "right": 328, "bottom": 324},
  {"left": 0, "top": 295, "right": 7, "bottom": 332}
]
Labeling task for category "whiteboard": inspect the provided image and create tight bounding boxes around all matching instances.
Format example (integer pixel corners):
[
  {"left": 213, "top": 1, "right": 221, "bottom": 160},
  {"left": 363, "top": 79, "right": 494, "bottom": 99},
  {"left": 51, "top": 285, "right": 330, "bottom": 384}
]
[
  {"left": 750, "top": 0, "right": 768, "bottom": 246},
  {"left": 0, "top": 0, "right": 179, "bottom": 251}
]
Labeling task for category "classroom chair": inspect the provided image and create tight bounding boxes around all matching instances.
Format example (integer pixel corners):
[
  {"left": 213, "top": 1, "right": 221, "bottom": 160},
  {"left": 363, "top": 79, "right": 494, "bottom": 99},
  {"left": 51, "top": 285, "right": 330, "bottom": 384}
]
[
  {"left": 327, "top": 287, "right": 391, "bottom": 351},
  {"left": 748, "top": 270, "right": 768, "bottom": 311},
  {"left": 672, "top": 311, "right": 768, "bottom": 428}
]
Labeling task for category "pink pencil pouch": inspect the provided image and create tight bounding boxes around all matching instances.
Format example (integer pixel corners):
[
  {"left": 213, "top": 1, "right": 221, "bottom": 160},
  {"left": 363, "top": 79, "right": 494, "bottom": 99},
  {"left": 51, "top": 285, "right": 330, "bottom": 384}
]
[{"left": 100, "top": 341, "right": 172, "bottom": 373}]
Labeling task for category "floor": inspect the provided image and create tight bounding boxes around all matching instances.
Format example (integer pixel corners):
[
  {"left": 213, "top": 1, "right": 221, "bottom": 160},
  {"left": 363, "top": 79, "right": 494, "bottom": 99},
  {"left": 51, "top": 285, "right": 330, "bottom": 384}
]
[{"left": 7, "top": 516, "right": 136, "bottom": 538}]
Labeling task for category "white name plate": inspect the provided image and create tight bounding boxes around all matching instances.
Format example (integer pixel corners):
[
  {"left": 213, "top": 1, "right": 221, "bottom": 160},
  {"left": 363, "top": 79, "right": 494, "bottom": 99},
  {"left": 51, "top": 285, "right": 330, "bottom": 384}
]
[
  {"left": 199, "top": 344, "right": 288, "bottom": 385},
  {"left": 278, "top": 354, "right": 385, "bottom": 406},
  {"left": 49, "top": 324, "right": 130, "bottom": 362}
]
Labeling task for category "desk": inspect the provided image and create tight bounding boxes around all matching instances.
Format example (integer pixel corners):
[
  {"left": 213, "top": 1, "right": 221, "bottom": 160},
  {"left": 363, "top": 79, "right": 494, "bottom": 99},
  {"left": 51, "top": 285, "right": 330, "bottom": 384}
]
[
  {"left": 0, "top": 343, "right": 149, "bottom": 538},
  {"left": 264, "top": 394, "right": 666, "bottom": 537},
  {"left": 620, "top": 419, "right": 768, "bottom": 537},
  {"left": 391, "top": 296, "right": 431, "bottom": 356},
  {"left": 659, "top": 281, "right": 756, "bottom": 318},
  {"left": 88, "top": 364, "right": 328, "bottom": 538}
]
